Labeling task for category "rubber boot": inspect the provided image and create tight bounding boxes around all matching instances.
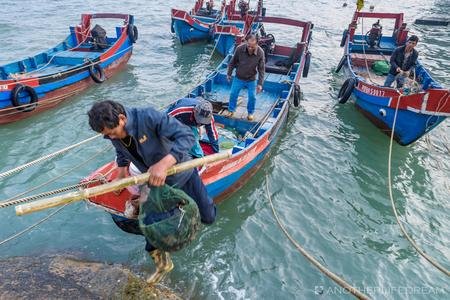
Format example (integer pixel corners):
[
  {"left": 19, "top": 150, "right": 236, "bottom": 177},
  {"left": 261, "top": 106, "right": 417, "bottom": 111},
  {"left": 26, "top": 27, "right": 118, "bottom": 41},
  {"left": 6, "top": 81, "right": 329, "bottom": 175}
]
[{"left": 147, "top": 249, "right": 174, "bottom": 285}]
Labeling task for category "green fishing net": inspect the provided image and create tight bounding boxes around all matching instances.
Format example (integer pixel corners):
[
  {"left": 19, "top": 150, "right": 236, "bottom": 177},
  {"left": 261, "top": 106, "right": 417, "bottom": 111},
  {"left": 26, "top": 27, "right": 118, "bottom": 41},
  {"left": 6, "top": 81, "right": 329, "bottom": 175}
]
[
  {"left": 138, "top": 185, "right": 200, "bottom": 252},
  {"left": 372, "top": 60, "right": 390, "bottom": 75}
]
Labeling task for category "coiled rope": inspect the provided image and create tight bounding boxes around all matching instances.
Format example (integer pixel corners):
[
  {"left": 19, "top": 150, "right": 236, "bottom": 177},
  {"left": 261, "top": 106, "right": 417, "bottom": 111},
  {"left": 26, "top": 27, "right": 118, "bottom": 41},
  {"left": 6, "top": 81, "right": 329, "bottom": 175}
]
[
  {"left": 265, "top": 176, "right": 370, "bottom": 300},
  {"left": 387, "top": 94, "right": 450, "bottom": 276},
  {"left": 0, "top": 134, "right": 101, "bottom": 179},
  {"left": 0, "top": 203, "right": 68, "bottom": 247}
]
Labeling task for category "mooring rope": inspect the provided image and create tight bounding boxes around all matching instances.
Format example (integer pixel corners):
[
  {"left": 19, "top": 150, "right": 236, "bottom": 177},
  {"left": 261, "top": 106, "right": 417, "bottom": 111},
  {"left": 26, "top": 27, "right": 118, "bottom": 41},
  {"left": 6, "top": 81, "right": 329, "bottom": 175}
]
[
  {"left": 0, "top": 134, "right": 101, "bottom": 179},
  {"left": 387, "top": 94, "right": 450, "bottom": 276},
  {"left": 0, "top": 203, "right": 69, "bottom": 247},
  {"left": 0, "top": 145, "right": 112, "bottom": 205},
  {"left": 0, "top": 179, "right": 103, "bottom": 209},
  {"left": 265, "top": 176, "right": 370, "bottom": 300}
]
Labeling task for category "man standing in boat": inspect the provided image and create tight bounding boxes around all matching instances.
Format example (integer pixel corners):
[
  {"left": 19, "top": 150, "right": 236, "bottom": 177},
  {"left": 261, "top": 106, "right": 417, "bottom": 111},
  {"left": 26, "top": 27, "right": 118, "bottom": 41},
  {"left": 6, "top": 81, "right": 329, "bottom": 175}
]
[
  {"left": 87, "top": 100, "right": 216, "bottom": 284},
  {"left": 167, "top": 98, "right": 219, "bottom": 158},
  {"left": 384, "top": 35, "right": 419, "bottom": 88},
  {"left": 226, "top": 34, "right": 265, "bottom": 121}
]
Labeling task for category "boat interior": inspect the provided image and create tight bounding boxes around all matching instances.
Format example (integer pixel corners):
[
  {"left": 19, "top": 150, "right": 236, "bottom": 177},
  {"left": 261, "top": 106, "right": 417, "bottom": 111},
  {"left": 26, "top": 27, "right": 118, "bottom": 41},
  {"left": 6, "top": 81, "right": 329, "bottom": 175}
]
[
  {"left": 349, "top": 34, "right": 440, "bottom": 90},
  {"left": 0, "top": 25, "right": 123, "bottom": 80}
]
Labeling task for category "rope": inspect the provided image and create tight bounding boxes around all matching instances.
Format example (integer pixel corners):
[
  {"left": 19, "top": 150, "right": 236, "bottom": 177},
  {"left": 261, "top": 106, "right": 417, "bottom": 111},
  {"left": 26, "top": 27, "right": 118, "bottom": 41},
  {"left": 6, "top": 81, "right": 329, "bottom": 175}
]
[
  {"left": 387, "top": 94, "right": 450, "bottom": 276},
  {"left": 0, "top": 179, "right": 102, "bottom": 209},
  {"left": 0, "top": 134, "right": 101, "bottom": 179},
  {"left": 0, "top": 145, "right": 112, "bottom": 205},
  {"left": 264, "top": 176, "right": 370, "bottom": 300},
  {"left": 0, "top": 203, "right": 68, "bottom": 247},
  {"left": 360, "top": 17, "right": 378, "bottom": 86}
]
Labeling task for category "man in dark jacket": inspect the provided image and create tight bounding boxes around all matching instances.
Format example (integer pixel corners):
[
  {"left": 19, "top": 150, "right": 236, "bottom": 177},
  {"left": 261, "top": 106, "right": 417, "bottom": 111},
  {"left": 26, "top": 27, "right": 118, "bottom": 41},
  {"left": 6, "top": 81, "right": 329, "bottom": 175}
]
[
  {"left": 384, "top": 35, "right": 419, "bottom": 88},
  {"left": 87, "top": 100, "right": 216, "bottom": 284},
  {"left": 226, "top": 34, "right": 265, "bottom": 121},
  {"left": 167, "top": 98, "right": 219, "bottom": 157}
]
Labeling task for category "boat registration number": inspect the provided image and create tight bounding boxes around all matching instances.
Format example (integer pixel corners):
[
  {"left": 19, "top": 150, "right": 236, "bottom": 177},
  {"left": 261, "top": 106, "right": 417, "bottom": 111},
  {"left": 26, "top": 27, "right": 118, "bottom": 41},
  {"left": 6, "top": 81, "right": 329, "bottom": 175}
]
[
  {"left": 0, "top": 85, "right": 8, "bottom": 91},
  {"left": 360, "top": 85, "right": 386, "bottom": 97}
]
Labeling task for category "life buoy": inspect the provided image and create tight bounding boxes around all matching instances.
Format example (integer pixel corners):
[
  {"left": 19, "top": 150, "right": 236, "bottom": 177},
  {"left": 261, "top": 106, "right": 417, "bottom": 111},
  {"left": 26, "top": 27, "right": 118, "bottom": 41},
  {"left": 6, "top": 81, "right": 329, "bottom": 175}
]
[
  {"left": 11, "top": 84, "right": 38, "bottom": 112},
  {"left": 302, "top": 51, "right": 311, "bottom": 78},
  {"left": 89, "top": 63, "right": 106, "bottom": 83},
  {"left": 340, "top": 29, "right": 348, "bottom": 47},
  {"left": 293, "top": 84, "right": 301, "bottom": 107},
  {"left": 338, "top": 78, "right": 357, "bottom": 104},
  {"left": 335, "top": 55, "right": 347, "bottom": 73},
  {"left": 128, "top": 24, "right": 138, "bottom": 43}
]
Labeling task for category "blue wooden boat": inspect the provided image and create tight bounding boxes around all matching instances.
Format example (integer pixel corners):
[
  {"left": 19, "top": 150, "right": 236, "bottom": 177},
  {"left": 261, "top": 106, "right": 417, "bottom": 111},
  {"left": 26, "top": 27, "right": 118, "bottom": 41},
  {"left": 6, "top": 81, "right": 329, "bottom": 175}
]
[
  {"left": 171, "top": 0, "right": 227, "bottom": 44},
  {"left": 83, "top": 16, "right": 313, "bottom": 216},
  {"left": 336, "top": 10, "right": 450, "bottom": 145},
  {"left": 171, "top": 0, "right": 264, "bottom": 46},
  {"left": 0, "top": 13, "right": 137, "bottom": 125}
]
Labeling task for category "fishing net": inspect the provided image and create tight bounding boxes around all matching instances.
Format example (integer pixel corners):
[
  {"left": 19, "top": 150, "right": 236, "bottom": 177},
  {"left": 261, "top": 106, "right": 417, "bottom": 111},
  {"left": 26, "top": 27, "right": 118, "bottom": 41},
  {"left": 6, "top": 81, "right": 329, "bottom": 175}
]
[
  {"left": 372, "top": 60, "right": 390, "bottom": 75},
  {"left": 138, "top": 185, "right": 200, "bottom": 252}
]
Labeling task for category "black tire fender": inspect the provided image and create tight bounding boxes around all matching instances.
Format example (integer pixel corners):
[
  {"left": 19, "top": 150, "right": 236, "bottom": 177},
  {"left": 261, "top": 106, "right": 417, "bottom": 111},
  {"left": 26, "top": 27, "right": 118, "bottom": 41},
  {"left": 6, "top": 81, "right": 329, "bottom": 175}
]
[
  {"left": 89, "top": 63, "right": 106, "bottom": 83},
  {"left": 128, "top": 24, "right": 138, "bottom": 43},
  {"left": 170, "top": 19, "right": 175, "bottom": 33},
  {"left": 302, "top": 51, "right": 311, "bottom": 78},
  {"left": 340, "top": 29, "right": 348, "bottom": 47},
  {"left": 293, "top": 84, "right": 301, "bottom": 107},
  {"left": 338, "top": 78, "right": 357, "bottom": 104},
  {"left": 335, "top": 55, "right": 347, "bottom": 73},
  {"left": 11, "top": 84, "right": 38, "bottom": 112}
]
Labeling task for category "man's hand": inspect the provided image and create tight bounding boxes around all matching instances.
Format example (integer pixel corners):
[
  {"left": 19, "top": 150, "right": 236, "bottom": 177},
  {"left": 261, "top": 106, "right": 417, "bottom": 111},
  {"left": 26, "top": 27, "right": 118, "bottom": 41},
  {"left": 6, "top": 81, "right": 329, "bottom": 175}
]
[
  {"left": 227, "top": 75, "right": 232, "bottom": 82},
  {"left": 396, "top": 67, "right": 401, "bottom": 73},
  {"left": 256, "top": 85, "right": 263, "bottom": 94},
  {"left": 147, "top": 154, "right": 177, "bottom": 186}
]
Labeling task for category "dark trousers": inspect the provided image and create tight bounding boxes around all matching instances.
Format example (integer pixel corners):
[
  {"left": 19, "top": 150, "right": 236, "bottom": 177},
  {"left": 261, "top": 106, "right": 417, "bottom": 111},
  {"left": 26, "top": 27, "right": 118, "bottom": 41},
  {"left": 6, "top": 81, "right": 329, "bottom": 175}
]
[{"left": 111, "top": 169, "right": 216, "bottom": 252}]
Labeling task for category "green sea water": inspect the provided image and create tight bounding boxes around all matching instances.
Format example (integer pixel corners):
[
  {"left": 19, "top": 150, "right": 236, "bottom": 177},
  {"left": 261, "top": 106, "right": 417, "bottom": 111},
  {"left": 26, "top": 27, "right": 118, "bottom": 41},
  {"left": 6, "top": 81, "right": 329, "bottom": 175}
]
[{"left": 0, "top": 0, "right": 449, "bottom": 299}]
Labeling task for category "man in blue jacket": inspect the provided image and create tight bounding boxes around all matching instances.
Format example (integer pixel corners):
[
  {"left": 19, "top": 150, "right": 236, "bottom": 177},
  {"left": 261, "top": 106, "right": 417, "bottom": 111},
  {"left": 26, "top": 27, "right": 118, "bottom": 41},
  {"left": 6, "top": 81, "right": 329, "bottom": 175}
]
[
  {"left": 384, "top": 35, "right": 419, "bottom": 88},
  {"left": 87, "top": 100, "right": 216, "bottom": 284},
  {"left": 167, "top": 98, "right": 219, "bottom": 157}
]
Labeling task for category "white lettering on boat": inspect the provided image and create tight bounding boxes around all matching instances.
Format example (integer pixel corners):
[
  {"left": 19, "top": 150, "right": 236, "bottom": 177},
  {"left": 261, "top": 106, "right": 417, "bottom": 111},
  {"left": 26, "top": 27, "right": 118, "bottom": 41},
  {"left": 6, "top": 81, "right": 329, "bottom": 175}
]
[
  {"left": 0, "top": 85, "right": 8, "bottom": 90},
  {"left": 359, "top": 84, "right": 386, "bottom": 97}
]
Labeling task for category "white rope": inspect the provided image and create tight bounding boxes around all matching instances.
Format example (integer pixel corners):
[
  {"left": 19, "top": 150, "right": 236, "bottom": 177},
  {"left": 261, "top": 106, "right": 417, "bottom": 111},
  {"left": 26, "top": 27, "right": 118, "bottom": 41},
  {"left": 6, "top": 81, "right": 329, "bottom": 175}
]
[
  {"left": 360, "top": 17, "right": 378, "bottom": 85},
  {"left": 0, "top": 203, "right": 68, "bottom": 247},
  {"left": 0, "top": 134, "right": 101, "bottom": 179},
  {"left": 0, "top": 145, "right": 112, "bottom": 205},
  {"left": 265, "top": 176, "right": 370, "bottom": 300},
  {"left": 387, "top": 93, "right": 450, "bottom": 276}
]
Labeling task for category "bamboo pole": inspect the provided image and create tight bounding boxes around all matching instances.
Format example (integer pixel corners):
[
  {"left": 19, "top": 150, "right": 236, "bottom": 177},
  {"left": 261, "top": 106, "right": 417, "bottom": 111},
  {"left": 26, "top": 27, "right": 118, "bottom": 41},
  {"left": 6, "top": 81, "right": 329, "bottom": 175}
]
[{"left": 15, "top": 150, "right": 232, "bottom": 216}]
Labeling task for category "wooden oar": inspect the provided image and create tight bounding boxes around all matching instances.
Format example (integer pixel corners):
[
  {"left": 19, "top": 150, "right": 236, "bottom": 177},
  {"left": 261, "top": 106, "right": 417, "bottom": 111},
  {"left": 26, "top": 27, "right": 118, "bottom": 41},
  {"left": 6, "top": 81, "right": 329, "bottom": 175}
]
[{"left": 15, "top": 150, "right": 232, "bottom": 216}]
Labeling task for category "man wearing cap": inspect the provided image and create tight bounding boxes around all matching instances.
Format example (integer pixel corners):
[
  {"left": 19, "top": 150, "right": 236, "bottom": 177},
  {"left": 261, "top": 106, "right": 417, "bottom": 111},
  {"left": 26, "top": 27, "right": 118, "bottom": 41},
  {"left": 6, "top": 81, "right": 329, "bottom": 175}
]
[
  {"left": 226, "top": 34, "right": 265, "bottom": 121},
  {"left": 384, "top": 35, "right": 419, "bottom": 88},
  {"left": 167, "top": 98, "right": 219, "bottom": 157},
  {"left": 87, "top": 100, "right": 216, "bottom": 285}
]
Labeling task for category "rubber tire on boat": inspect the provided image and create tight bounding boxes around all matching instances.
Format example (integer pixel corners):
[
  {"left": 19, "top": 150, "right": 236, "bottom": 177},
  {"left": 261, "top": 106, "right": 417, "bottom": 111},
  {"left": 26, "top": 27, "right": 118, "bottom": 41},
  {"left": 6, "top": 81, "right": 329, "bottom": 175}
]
[
  {"left": 340, "top": 29, "right": 348, "bottom": 47},
  {"left": 170, "top": 19, "right": 175, "bottom": 33},
  {"left": 11, "top": 84, "right": 38, "bottom": 112},
  {"left": 302, "top": 51, "right": 311, "bottom": 78},
  {"left": 335, "top": 55, "right": 347, "bottom": 73},
  {"left": 128, "top": 24, "right": 138, "bottom": 43},
  {"left": 293, "top": 84, "right": 301, "bottom": 107},
  {"left": 337, "top": 78, "right": 357, "bottom": 104},
  {"left": 89, "top": 64, "right": 106, "bottom": 83}
]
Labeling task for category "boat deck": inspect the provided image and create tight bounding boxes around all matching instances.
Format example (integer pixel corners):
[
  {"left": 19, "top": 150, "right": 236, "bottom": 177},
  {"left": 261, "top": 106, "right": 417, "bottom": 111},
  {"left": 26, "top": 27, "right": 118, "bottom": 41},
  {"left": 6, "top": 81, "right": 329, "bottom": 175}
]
[{"left": 202, "top": 84, "right": 279, "bottom": 123}]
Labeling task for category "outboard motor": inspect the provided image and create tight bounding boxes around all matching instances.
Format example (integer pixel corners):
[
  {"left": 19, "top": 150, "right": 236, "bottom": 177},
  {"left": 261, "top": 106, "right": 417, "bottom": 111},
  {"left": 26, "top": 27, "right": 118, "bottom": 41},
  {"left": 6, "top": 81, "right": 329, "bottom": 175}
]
[
  {"left": 367, "top": 20, "right": 382, "bottom": 48},
  {"left": 238, "top": 0, "right": 250, "bottom": 18}
]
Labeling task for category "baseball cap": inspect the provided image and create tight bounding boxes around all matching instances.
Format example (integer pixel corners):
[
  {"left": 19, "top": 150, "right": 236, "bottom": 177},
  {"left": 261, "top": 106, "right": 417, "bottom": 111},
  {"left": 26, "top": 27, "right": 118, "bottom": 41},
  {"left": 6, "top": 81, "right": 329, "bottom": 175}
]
[{"left": 194, "top": 100, "right": 213, "bottom": 125}]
